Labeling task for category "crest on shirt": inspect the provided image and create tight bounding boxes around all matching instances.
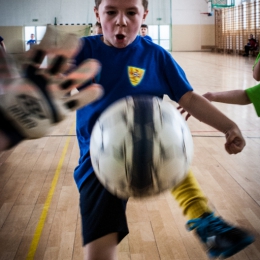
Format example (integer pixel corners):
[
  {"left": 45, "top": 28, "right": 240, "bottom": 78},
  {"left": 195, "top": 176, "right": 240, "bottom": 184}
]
[{"left": 128, "top": 66, "right": 145, "bottom": 87}]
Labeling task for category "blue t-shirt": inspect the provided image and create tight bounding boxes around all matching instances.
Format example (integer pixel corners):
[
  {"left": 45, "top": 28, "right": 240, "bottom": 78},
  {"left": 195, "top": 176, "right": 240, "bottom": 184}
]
[
  {"left": 74, "top": 35, "right": 193, "bottom": 190},
  {"left": 27, "top": 39, "right": 36, "bottom": 45},
  {"left": 143, "top": 35, "right": 152, "bottom": 41}
]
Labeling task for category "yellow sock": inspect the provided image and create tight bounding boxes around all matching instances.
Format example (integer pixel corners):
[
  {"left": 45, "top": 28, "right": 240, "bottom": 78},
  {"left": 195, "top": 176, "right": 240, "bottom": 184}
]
[{"left": 171, "top": 170, "right": 212, "bottom": 220}]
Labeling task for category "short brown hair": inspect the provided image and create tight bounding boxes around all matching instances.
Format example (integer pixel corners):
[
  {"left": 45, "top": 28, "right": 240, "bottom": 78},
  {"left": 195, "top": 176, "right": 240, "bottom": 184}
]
[{"left": 95, "top": 0, "right": 148, "bottom": 10}]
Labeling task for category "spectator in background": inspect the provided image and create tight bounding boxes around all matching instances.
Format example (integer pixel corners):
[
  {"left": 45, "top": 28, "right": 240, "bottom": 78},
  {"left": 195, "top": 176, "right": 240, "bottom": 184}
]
[
  {"left": 243, "top": 34, "right": 257, "bottom": 56},
  {"left": 0, "top": 36, "right": 6, "bottom": 52},
  {"left": 27, "top": 34, "right": 36, "bottom": 49},
  {"left": 140, "top": 24, "right": 152, "bottom": 41}
]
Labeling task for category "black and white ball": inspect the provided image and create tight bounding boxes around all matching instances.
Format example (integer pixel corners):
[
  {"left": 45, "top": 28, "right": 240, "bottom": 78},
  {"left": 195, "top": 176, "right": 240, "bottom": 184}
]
[{"left": 90, "top": 96, "right": 193, "bottom": 198}]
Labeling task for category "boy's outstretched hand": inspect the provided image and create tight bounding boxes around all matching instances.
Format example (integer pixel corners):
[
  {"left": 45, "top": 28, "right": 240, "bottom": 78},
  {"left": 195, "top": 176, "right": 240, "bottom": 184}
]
[{"left": 0, "top": 27, "right": 103, "bottom": 149}]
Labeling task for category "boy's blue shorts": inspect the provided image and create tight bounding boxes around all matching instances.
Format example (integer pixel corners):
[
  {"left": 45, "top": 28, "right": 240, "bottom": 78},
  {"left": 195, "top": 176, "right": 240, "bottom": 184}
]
[{"left": 79, "top": 172, "right": 129, "bottom": 245}]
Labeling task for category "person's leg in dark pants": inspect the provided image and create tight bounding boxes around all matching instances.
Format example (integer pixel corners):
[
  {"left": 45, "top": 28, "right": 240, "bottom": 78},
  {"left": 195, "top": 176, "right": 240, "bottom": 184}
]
[{"left": 244, "top": 45, "right": 250, "bottom": 56}]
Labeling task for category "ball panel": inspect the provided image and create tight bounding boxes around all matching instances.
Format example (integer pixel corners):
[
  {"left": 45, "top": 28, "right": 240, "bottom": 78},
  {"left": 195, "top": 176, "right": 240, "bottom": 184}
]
[{"left": 130, "top": 96, "right": 154, "bottom": 192}]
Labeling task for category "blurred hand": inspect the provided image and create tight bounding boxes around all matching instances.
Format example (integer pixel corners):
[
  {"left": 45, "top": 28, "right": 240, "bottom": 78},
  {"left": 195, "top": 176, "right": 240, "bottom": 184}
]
[
  {"left": 0, "top": 27, "right": 103, "bottom": 148},
  {"left": 177, "top": 105, "right": 191, "bottom": 121}
]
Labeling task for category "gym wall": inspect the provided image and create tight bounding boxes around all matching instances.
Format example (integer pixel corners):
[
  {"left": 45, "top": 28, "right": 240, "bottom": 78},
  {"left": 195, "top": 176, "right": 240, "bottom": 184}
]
[{"left": 0, "top": 0, "right": 215, "bottom": 52}]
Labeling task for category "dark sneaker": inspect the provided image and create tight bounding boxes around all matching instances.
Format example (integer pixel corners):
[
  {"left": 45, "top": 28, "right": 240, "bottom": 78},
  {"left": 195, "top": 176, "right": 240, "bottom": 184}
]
[{"left": 186, "top": 213, "right": 255, "bottom": 259}]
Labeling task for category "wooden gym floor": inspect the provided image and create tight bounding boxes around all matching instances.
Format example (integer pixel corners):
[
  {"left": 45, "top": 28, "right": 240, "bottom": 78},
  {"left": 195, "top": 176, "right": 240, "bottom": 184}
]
[{"left": 1, "top": 52, "right": 260, "bottom": 260}]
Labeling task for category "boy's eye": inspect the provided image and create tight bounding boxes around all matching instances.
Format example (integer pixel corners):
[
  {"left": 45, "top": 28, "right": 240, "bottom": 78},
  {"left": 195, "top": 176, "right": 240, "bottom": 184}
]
[
  {"left": 128, "top": 11, "right": 136, "bottom": 16},
  {"left": 107, "top": 11, "right": 116, "bottom": 15}
]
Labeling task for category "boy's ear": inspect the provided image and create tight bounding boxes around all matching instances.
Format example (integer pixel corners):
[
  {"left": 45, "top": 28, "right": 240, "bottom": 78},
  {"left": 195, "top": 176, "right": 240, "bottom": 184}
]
[
  {"left": 143, "top": 10, "right": 149, "bottom": 21},
  {"left": 94, "top": 7, "right": 101, "bottom": 22}
]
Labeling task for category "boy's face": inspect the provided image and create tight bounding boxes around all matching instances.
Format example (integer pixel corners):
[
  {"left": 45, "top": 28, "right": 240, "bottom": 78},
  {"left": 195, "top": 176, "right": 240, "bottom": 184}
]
[
  {"left": 140, "top": 27, "right": 148, "bottom": 36},
  {"left": 95, "top": 0, "right": 148, "bottom": 48}
]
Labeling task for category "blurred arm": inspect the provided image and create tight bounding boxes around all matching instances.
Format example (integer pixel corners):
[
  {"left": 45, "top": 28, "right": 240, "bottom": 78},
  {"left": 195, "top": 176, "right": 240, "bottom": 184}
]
[{"left": 203, "top": 90, "right": 251, "bottom": 105}]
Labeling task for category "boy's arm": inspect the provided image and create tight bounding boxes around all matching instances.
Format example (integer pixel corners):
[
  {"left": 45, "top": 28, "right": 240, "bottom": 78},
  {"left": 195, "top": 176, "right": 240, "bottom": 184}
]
[
  {"left": 203, "top": 90, "right": 251, "bottom": 105},
  {"left": 178, "top": 91, "right": 245, "bottom": 154}
]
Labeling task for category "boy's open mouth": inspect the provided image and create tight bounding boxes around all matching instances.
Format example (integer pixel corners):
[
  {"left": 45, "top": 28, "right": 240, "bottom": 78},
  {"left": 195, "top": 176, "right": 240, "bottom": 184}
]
[{"left": 116, "top": 34, "right": 125, "bottom": 40}]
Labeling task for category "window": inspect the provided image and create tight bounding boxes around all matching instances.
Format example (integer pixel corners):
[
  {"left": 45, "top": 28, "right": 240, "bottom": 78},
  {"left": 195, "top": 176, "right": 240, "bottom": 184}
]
[
  {"left": 25, "top": 26, "right": 36, "bottom": 51},
  {"left": 148, "top": 25, "right": 171, "bottom": 51},
  {"left": 25, "top": 26, "right": 47, "bottom": 67}
]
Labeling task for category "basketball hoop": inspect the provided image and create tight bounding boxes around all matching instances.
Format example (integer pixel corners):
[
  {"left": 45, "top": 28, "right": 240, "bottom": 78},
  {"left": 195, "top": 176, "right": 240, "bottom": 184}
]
[
  {"left": 200, "top": 1, "right": 213, "bottom": 16},
  {"left": 200, "top": 12, "right": 213, "bottom": 16},
  {"left": 210, "top": 0, "right": 235, "bottom": 9}
]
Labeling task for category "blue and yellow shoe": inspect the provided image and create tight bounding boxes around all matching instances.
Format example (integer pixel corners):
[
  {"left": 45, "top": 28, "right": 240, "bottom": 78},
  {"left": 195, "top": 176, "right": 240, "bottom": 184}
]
[{"left": 187, "top": 213, "right": 255, "bottom": 259}]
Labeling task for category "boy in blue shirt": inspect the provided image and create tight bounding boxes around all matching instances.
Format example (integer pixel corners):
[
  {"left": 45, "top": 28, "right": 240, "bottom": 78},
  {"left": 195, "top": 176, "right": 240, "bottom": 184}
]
[
  {"left": 94, "top": 21, "right": 103, "bottom": 35},
  {"left": 27, "top": 34, "right": 36, "bottom": 49},
  {"left": 74, "top": 0, "right": 254, "bottom": 259},
  {"left": 140, "top": 24, "right": 152, "bottom": 41}
]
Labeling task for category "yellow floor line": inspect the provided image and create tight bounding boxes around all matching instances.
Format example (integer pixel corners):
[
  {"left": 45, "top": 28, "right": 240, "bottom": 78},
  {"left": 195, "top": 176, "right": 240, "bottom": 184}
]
[{"left": 26, "top": 122, "right": 75, "bottom": 260}]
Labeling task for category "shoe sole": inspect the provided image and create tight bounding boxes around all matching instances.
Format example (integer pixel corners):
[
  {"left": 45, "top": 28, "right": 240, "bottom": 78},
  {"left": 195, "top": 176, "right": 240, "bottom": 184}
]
[{"left": 208, "top": 236, "right": 255, "bottom": 259}]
